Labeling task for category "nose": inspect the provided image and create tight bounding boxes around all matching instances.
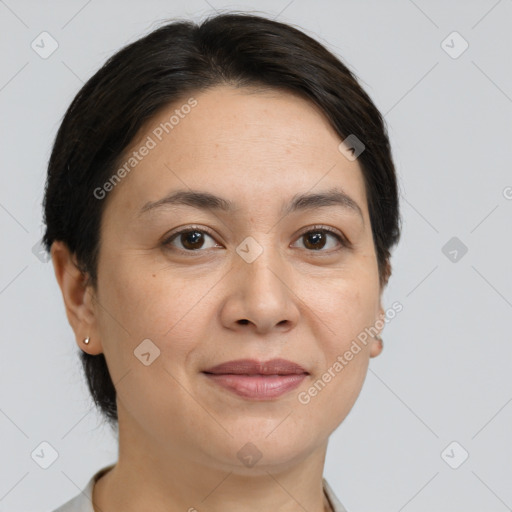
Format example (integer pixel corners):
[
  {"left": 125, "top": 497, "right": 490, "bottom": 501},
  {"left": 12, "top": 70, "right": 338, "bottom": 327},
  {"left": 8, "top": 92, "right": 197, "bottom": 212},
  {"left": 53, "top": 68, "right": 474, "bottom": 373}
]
[{"left": 219, "top": 242, "right": 300, "bottom": 335}]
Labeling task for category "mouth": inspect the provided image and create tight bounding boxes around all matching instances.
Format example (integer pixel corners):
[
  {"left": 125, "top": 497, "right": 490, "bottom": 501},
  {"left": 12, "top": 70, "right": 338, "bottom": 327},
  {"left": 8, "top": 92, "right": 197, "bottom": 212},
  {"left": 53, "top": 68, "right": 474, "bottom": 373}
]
[{"left": 202, "top": 358, "right": 309, "bottom": 400}]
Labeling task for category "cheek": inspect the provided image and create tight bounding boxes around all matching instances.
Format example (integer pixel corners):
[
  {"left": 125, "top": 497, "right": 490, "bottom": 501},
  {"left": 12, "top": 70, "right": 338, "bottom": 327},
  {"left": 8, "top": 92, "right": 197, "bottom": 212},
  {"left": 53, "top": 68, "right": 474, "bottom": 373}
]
[
  {"left": 101, "top": 260, "right": 187, "bottom": 332},
  {"left": 97, "top": 261, "right": 216, "bottom": 367},
  {"left": 302, "top": 268, "right": 378, "bottom": 403},
  {"left": 311, "top": 270, "right": 379, "bottom": 342}
]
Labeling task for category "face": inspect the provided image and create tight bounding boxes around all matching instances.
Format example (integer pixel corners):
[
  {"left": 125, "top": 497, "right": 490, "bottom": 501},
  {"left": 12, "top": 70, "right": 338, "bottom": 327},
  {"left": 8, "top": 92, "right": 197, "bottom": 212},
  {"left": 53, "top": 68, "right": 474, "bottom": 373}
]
[{"left": 55, "top": 85, "right": 384, "bottom": 472}]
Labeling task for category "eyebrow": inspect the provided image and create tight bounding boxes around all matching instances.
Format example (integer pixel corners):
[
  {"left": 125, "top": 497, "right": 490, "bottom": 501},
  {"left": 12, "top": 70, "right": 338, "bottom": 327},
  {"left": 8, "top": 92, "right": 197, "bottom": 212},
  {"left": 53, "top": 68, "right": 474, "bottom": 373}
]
[{"left": 138, "top": 187, "right": 364, "bottom": 223}]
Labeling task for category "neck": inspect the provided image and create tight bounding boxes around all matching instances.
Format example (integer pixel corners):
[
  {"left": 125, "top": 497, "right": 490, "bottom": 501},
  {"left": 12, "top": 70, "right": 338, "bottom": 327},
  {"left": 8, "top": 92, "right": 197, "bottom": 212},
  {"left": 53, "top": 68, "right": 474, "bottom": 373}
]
[{"left": 93, "top": 407, "right": 332, "bottom": 512}]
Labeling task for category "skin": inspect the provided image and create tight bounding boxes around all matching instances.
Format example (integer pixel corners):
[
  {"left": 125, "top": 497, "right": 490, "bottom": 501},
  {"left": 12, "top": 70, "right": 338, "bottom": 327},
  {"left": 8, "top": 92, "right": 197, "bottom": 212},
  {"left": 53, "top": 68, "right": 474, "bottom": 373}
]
[{"left": 51, "top": 85, "right": 386, "bottom": 512}]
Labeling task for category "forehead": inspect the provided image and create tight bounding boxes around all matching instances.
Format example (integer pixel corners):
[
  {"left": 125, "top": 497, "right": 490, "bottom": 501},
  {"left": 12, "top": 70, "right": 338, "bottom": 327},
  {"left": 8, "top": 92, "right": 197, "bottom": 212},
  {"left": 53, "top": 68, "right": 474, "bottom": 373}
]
[{"left": 103, "top": 85, "right": 368, "bottom": 220}]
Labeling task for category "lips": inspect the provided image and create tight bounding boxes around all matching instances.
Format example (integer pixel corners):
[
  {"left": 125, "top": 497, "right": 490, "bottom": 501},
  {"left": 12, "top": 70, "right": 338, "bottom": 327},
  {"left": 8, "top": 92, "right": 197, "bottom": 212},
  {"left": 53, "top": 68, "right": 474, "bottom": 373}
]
[
  {"left": 202, "top": 358, "right": 308, "bottom": 376},
  {"left": 202, "top": 358, "right": 309, "bottom": 400}
]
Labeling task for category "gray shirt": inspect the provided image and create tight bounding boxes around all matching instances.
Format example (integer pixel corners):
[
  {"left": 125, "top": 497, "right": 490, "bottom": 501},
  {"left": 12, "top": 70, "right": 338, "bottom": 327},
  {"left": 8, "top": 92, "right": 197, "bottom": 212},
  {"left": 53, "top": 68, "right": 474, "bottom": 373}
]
[{"left": 52, "top": 464, "right": 348, "bottom": 512}]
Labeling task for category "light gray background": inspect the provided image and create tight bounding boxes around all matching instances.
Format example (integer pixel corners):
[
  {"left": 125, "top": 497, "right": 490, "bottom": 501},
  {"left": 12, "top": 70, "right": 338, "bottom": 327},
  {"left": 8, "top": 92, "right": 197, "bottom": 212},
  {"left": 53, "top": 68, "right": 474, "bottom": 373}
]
[{"left": 1, "top": 1, "right": 511, "bottom": 511}]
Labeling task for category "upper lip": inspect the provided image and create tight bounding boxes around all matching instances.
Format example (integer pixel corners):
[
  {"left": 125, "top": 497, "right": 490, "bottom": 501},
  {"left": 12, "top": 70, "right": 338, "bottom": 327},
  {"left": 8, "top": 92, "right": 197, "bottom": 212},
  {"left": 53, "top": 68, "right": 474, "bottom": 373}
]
[{"left": 203, "top": 358, "right": 308, "bottom": 375}]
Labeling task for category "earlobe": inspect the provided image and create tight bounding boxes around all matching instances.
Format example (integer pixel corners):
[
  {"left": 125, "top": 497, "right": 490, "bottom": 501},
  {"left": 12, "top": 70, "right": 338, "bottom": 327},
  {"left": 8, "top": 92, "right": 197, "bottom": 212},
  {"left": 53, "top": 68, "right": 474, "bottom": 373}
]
[
  {"left": 369, "top": 304, "right": 385, "bottom": 358},
  {"left": 50, "top": 241, "right": 102, "bottom": 355},
  {"left": 369, "top": 335, "right": 383, "bottom": 358}
]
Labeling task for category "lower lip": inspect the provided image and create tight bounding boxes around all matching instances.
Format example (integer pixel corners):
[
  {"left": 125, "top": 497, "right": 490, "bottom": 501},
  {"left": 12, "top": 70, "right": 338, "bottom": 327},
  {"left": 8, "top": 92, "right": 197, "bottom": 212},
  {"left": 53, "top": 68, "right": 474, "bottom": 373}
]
[{"left": 203, "top": 373, "right": 308, "bottom": 400}]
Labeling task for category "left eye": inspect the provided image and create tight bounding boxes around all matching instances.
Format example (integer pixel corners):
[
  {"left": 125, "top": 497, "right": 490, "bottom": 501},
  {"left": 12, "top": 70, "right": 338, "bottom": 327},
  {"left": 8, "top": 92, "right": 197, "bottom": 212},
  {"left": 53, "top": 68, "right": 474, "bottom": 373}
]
[{"left": 292, "top": 228, "right": 345, "bottom": 251}]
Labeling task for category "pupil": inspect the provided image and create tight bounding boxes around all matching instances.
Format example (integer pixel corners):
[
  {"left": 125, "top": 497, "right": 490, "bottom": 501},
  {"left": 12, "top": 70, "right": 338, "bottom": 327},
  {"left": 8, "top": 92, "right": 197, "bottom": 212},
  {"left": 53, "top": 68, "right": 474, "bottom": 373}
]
[
  {"left": 183, "top": 231, "right": 203, "bottom": 249},
  {"left": 306, "top": 231, "right": 325, "bottom": 250}
]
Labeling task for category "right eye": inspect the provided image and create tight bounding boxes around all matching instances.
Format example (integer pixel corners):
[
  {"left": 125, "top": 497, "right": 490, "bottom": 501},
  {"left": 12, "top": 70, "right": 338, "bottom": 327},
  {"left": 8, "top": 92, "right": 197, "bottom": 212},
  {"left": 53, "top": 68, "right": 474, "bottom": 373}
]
[{"left": 162, "top": 227, "right": 223, "bottom": 253}]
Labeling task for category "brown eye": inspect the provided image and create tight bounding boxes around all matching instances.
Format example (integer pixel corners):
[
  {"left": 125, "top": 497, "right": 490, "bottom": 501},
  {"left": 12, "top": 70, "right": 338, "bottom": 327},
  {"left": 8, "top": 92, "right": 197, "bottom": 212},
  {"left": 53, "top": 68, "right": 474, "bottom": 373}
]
[
  {"left": 303, "top": 231, "right": 329, "bottom": 250},
  {"left": 163, "top": 228, "right": 220, "bottom": 252},
  {"left": 177, "top": 230, "right": 206, "bottom": 250},
  {"left": 293, "top": 226, "right": 346, "bottom": 252}
]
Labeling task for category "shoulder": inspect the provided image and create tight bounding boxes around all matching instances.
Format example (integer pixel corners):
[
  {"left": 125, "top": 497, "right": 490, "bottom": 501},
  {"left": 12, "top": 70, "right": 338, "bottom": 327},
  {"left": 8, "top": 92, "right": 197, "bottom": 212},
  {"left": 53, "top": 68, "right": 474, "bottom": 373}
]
[
  {"left": 50, "top": 464, "right": 115, "bottom": 512},
  {"left": 323, "top": 478, "right": 350, "bottom": 512}
]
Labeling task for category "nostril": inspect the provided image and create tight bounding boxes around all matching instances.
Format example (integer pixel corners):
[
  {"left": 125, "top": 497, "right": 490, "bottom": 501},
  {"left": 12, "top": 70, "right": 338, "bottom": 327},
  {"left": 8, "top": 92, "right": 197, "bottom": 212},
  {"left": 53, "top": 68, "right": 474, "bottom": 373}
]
[{"left": 238, "top": 319, "right": 249, "bottom": 325}]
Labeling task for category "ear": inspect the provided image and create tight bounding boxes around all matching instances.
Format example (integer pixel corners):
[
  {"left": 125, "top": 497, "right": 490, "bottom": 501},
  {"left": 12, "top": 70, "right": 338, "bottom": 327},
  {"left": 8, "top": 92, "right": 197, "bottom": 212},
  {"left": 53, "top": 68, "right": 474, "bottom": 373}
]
[
  {"left": 380, "top": 258, "right": 392, "bottom": 289},
  {"left": 50, "top": 240, "right": 103, "bottom": 355},
  {"left": 369, "top": 303, "right": 385, "bottom": 359}
]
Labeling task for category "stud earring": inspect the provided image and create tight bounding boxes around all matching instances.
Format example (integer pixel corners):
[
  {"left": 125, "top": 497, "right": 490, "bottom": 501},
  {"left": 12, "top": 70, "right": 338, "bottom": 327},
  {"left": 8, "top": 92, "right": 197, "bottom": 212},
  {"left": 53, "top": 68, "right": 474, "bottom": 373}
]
[{"left": 83, "top": 337, "right": 90, "bottom": 345}]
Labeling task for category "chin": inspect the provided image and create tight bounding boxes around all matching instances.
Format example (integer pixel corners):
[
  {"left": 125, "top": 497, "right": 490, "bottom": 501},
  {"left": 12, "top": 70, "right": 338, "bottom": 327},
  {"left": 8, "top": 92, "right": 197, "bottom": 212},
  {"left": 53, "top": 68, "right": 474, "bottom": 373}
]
[{"left": 203, "top": 425, "right": 320, "bottom": 472}]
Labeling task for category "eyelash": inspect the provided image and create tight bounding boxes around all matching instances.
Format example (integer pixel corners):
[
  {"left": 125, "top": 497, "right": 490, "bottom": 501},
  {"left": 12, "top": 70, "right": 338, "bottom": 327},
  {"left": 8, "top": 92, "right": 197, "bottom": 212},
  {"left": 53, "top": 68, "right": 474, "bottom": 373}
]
[{"left": 162, "top": 224, "right": 350, "bottom": 256}]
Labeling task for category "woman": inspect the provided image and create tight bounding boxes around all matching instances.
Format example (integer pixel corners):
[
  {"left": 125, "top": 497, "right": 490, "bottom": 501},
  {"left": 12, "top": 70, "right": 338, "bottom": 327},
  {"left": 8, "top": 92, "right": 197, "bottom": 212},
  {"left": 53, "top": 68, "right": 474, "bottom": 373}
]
[{"left": 44, "top": 11, "right": 401, "bottom": 512}]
